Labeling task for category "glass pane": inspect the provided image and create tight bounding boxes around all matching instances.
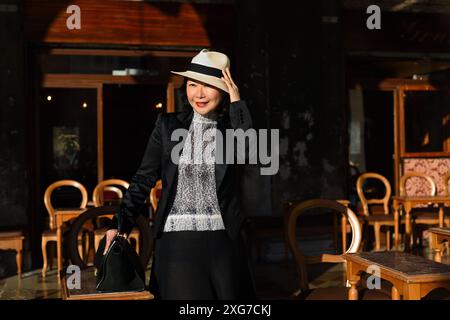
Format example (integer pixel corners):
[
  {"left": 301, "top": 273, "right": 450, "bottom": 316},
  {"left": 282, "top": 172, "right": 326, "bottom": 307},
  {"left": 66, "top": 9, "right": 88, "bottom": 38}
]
[
  {"left": 404, "top": 90, "right": 450, "bottom": 153},
  {"left": 39, "top": 88, "right": 98, "bottom": 199}
]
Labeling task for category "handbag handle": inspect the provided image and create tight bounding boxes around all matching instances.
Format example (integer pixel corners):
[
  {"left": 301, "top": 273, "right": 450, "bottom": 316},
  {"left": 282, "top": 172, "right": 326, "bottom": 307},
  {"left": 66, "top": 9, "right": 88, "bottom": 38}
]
[{"left": 117, "top": 232, "right": 128, "bottom": 239}]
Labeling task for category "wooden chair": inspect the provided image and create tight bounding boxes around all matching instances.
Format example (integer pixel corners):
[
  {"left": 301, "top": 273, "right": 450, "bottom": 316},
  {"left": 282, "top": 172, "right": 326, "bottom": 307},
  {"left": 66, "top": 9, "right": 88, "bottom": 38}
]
[
  {"left": 0, "top": 231, "right": 24, "bottom": 276},
  {"left": 41, "top": 180, "right": 91, "bottom": 277},
  {"left": 92, "top": 179, "right": 140, "bottom": 254},
  {"left": 286, "top": 199, "right": 390, "bottom": 300},
  {"left": 356, "top": 172, "right": 400, "bottom": 251},
  {"left": 400, "top": 173, "right": 449, "bottom": 248}
]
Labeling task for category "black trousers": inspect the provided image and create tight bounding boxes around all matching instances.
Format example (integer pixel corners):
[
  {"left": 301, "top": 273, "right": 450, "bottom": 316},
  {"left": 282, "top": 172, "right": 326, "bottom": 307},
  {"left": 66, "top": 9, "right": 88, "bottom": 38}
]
[{"left": 150, "top": 230, "right": 256, "bottom": 300}]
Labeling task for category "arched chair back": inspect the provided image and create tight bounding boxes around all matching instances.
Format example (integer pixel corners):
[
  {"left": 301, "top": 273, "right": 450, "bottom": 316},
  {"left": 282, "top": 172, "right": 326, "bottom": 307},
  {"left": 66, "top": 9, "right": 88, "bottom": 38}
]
[
  {"left": 44, "top": 180, "right": 88, "bottom": 230},
  {"left": 286, "top": 199, "right": 361, "bottom": 293},
  {"left": 443, "top": 172, "right": 450, "bottom": 196},
  {"left": 400, "top": 173, "right": 436, "bottom": 197},
  {"left": 92, "top": 179, "right": 129, "bottom": 207},
  {"left": 356, "top": 172, "right": 391, "bottom": 216}
]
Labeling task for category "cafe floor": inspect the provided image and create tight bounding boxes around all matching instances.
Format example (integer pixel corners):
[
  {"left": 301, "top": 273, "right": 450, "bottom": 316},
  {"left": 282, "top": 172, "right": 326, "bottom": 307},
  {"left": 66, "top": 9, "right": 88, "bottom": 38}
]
[{"left": 0, "top": 235, "right": 449, "bottom": 300}]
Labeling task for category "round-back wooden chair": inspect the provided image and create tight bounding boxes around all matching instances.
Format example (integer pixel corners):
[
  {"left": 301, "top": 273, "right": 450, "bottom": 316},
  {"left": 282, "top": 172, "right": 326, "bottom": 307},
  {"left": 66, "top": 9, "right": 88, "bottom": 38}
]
[
  {"left": 286, "top": 199, "right": 390, "bottom": 300},
  {"left": 42, "top": 180, "right": 90, "bottom": 277},
  {"left": 399, "top": 172, "right": 447, "bottom": 248},
  {"left": 356, "top": 172, "right": 399, "bottom": 251}
]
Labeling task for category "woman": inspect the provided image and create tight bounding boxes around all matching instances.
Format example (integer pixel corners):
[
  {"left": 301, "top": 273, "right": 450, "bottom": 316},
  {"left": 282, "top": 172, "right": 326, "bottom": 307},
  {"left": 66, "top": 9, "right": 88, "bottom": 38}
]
[{"left": 105, "top": 49, "right": 256, "bottom": 300}]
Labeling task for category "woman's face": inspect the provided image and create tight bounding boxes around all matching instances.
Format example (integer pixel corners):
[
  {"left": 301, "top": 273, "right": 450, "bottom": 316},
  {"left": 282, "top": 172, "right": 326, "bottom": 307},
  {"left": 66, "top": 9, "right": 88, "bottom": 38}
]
[{"left": 186, "top": 79, "right": 223, "bottom": 115}]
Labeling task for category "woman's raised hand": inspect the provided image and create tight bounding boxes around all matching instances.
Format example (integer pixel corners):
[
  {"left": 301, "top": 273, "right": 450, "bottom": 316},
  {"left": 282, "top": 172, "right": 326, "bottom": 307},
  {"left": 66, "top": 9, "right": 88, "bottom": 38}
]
[{"left": 221, "top": 67, "right": 240, "bottom": 103}]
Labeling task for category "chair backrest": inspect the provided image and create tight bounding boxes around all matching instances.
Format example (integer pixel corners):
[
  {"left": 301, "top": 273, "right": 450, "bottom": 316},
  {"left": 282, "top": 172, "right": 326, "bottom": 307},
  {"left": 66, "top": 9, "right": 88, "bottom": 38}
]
[
  {"left": 400, "top": 173, "right": 436, "bottom": 196},
  {"left": 103, "top": 186, "right": 123, "bottom": 199},
  {"left": 44, "top": 180, "right": 88, "bottom": 230},
  {"left": 444, "top": 172, "right": 450, "bottom": 196},
  {"left": 92, "top": 179, "right": 130, "bottom": 207},
  {"left": 149, "top": 179, "right": 162, "bottom": 213},
  {"left": 356, "top": 172, "right": 391, "bottom": 216},
  {"left": 286, "top": 199, "right": 362, "bottom": 292}
]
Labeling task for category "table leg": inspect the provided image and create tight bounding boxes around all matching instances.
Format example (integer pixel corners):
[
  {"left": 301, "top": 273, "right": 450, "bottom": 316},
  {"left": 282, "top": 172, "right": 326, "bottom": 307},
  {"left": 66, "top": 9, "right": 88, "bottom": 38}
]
[
  {"left": 434, "top": 247, "right": 442, "bottom": 263},
  {"left": 394, "top": 208, "right": 399, "bottom": 250},
  {"left": 404, "top": 205, "right": 412, "bottom": 252},
  {"left": 346, "top": 261, "right": 360, "bottom": 300},
  {"left": 403, "top": 284, "right": 421, "bottom": 300},
  {"left": 392, "top": 286, "right": 400, "bottom": 300},
  {"left": 16, "top": 249, "right": 22, "bottom": 277},
  {"left": 439, "top": 205, "right": 444, "bottom": 228},
  {"left": 57, "top": 225, "right": 62, "bottom": 281},
  {"left": 431, "top": 233, "right": 442, "bottom": 263},
  {"left": 348, "top": 280, "right": 359, "bottom": 300}
]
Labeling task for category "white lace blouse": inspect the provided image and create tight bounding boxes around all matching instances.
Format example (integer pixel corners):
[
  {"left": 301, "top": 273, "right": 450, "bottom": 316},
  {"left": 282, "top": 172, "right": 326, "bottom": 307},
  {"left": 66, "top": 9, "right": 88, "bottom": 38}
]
[{"left": 162, "top": 110, "right": 226, "bottom": 232}]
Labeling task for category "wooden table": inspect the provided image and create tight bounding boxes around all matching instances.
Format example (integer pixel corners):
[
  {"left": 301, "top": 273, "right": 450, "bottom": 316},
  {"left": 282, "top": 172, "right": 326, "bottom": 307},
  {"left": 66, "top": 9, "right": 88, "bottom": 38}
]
[
  {"left": 392, "top": 196, "right": 450, "bottom": 251},
  {"left": 54, "top": 208, "right": 87, "bottom": 279},
  {"left": 430, "top": 227, "right": 450, "bottom": 262},
  {"left": 61, "top": 267, "right": 154, "bottom": 300},
  {"left": 344, "top": 251, "right": 450, "bottom": 300},
  {"left": 0, "top": 231, "right": 24, "bottom": 276}
]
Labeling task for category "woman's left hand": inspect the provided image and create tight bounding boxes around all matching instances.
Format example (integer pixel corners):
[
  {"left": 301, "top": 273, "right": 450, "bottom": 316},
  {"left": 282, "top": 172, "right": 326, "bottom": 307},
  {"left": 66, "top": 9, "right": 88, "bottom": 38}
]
[{"left": 221, "top": 67, "right": 241, "bottom": 103}]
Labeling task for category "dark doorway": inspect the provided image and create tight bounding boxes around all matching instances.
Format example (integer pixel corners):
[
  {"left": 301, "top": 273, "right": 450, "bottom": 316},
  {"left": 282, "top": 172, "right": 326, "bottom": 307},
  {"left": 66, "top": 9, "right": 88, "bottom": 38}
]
[
  {"left": 103, "top": 84, "right": 166, "bottom": 181},
  {"left": 363, "top": 90, "right": 394, "bottom": 186}
]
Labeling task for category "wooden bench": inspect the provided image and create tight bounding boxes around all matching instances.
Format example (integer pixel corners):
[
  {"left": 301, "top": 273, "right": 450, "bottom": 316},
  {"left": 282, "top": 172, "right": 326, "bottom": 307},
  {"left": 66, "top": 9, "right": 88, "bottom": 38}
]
[{"left": 61, "top": 267, "right": 154, "bottom": 300}]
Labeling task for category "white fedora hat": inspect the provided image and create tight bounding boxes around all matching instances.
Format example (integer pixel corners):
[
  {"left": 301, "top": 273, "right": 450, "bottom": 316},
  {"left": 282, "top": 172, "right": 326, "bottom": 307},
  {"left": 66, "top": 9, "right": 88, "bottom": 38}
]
[{"left": 171, "top": 48, "right": 230, "bottom": 93}]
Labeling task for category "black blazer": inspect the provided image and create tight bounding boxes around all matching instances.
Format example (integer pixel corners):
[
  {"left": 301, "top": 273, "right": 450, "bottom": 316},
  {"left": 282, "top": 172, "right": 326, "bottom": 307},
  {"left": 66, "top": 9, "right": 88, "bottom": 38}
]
[{"left": 114, "top": 100, "right": 253, "bottom": 241}]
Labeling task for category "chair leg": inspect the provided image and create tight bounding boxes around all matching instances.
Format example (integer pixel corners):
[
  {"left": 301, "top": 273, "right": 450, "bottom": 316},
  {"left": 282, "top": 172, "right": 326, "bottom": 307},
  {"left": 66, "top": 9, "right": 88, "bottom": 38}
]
[
  {"left": 16, "top": 249, "right": 22, "bottom": 277},
  {"left": 89, "top": 232, "right": 95, "bottom": 264},
  {"left": 374, "top": 223, "right": 381, "bottom": 251},
  {"left": 83, "top": 233, "right": 89, "bottom": 264},
  {"left": 48, "top": 242, "right": 54, "bottom": 270},
  {"left": 77, "top": 233, "right": 85, "bottom": 262},
  {"left": 386, "top": 229, "right": 391, "bottom": 251},
  {"left": 410, "top": 221, "right": 417, "bottom": 248},
  {"left": 41, "top": 238, "right": 48, "bottom": 277}
]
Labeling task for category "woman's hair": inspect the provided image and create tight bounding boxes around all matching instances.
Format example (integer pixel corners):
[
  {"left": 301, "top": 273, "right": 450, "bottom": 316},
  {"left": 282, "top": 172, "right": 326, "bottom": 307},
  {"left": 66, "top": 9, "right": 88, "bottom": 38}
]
[{"left": 179, "top": 78, "right": 230, "bottom": 123}]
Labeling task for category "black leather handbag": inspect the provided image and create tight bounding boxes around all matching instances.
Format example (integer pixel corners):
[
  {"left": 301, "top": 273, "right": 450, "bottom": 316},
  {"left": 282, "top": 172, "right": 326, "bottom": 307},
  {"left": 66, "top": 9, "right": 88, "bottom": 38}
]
[{"left": 94, "top": 235, "right": 146, "bottom": 293}]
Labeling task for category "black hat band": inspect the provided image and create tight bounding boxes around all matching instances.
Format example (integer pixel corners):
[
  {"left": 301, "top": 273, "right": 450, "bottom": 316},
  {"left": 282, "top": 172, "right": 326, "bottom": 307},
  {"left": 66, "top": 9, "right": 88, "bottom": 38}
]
[{"left": 188, "top": 63, "right": 223, "bottom": 78}]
